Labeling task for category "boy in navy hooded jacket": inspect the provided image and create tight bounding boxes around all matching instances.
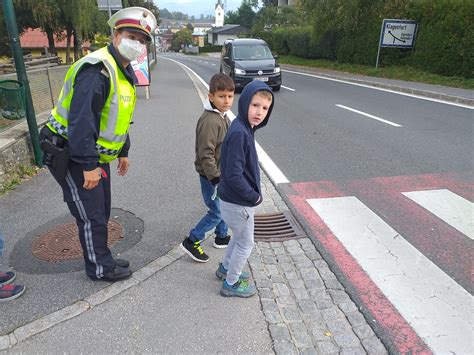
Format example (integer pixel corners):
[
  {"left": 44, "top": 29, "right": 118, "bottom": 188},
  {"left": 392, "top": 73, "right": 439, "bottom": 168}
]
[{"left": 216, "top": 81, "right": 274, "bottom": 298}]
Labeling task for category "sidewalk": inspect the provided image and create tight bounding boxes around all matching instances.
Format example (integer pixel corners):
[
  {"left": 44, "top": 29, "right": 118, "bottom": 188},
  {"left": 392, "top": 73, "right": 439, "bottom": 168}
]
[{"left": 1, "top": 53, "right": 469, "bottom": 353}]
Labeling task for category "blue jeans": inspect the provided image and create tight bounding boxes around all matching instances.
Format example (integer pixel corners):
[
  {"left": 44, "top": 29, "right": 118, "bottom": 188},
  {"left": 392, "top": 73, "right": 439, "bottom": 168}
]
[{"left": 189, "top": 175, "right": 228, "bottom": 242}]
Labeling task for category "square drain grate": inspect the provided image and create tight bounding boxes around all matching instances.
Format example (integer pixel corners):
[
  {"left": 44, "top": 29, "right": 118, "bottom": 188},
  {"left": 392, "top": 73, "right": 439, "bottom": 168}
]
[{"left": 254, "top": 211, "right": 304, "bottom": 242}]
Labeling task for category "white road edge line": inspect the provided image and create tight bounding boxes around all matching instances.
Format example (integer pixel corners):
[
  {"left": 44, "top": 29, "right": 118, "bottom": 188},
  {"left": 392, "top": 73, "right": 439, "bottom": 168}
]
[
  {"left": 283, "top": 69, "right": 473, "bottom": 110},
  {"left": 282, "top": 85, "right": 296, "bottom": 91},
  {"left": 307, "top": 196, "right": 473, "bottom": 355},
  {"left": 336, "top": 104, "right": 403, "bottom": 127},
  {"left": 159, "top": 56, "right": 290, "bottom": 185}
]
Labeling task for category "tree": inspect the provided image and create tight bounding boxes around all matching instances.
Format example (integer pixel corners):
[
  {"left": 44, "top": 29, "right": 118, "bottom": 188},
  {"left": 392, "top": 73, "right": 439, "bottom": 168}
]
[
  {"left": 171, "top": 28, "right": 193, "bottom": 51},
  {"left": 224, "top": 1, "right": 257, "bottom": 28}
]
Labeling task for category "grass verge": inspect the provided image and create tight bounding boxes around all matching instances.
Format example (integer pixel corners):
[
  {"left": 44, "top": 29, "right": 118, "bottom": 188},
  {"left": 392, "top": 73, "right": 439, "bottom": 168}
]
[
  {"left": 278, "top": 55, "right": 474, "bottom": 90},
  {"left": 0, "top": 164, "right": 39, "bottom": 195}
]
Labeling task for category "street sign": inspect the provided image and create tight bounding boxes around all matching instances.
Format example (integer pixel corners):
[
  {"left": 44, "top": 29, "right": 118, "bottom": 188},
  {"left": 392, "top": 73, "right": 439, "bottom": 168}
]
[
  {"left": 97, "top": 0, "right": 122, "bottom": 11},
  {"left": 376, "top": 19, "right": 418, "bottom": 68},
  {"left": 380, "top": 19, "right": 417, "bottom": 48}
]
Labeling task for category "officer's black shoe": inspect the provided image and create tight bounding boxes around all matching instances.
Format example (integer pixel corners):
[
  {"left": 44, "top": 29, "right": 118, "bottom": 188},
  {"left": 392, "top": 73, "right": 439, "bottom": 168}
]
[
  {"left": 91, "top": 266, "right": 132, "bottom": 282},
  {"left": 113, "top": 258, "right": 130, "bottom": 268}
]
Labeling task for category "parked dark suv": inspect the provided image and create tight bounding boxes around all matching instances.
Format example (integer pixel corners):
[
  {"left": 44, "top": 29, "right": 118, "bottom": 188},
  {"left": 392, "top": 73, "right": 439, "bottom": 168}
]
[{"left": 220, "top": 38, "right": 281, "bottom": 92}]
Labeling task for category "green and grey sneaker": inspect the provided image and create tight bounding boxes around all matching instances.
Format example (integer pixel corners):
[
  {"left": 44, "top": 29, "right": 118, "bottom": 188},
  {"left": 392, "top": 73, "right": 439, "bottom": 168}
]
[
  {"left": 180, "top": 238, "right": 209, "bottom": 263},
  {"left": 220, "top": 279, "right": 256, "bottom": 298},
  {"left": 215, "top": 262, "right": 250, "bottom": 281}
]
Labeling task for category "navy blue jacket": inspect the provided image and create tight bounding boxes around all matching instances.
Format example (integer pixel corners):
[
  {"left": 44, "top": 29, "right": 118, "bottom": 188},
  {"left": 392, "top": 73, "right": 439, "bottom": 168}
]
[
  {"left": 218, "top": 81, "right": 274, "bottom": 207},
  {"left": 67, "top": 45, "right": 137, "bottom": 171}
]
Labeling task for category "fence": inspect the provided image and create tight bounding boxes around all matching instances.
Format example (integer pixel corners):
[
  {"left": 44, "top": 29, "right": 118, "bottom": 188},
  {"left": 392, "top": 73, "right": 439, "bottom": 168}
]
[{"left": 0, "top": 65, "right": 70, "bottom": 133}]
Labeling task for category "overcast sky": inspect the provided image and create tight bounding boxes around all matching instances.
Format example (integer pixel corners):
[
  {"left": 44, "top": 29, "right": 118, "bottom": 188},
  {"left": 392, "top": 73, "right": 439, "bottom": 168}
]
[{"left": 154, "top": 0, "right": 249, "bottom": 17}]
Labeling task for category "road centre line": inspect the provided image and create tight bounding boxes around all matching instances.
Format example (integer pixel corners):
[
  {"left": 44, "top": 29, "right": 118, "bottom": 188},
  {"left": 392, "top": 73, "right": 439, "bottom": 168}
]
[
  {"left": 160, "top": 56, "right": 290, "bottom": 185},
  {"left": 336, "top": 104, "right": 403, "bottom": 127},
  {"left": 281, "top": 85, "right": 296, "bottom": 91},
  {"left": 283, "top": 69, "right": 473, "bottom": 110},
  {"left": 307, "top": 196, "right": 473, "bottom": 355}
]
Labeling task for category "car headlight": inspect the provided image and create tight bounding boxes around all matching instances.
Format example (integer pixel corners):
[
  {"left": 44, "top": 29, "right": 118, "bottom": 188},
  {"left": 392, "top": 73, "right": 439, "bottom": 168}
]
[
  {"left": 273, "top": 67, "right": 281, "bottom": 74},
  {"left": 234, "top": 68, "right": 246, "bottom": 75}
]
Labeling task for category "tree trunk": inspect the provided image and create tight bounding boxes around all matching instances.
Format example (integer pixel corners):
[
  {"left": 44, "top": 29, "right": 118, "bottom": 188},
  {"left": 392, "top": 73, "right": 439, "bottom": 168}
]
[
  {"left": 45, "top": 27, "right": 57, "bottom": 56},
  {"left": 73, "top": 31, "right": 81, "bottom": 61},
  {"left": 66, "top": 28, "right": 72, "bottom": 64}
]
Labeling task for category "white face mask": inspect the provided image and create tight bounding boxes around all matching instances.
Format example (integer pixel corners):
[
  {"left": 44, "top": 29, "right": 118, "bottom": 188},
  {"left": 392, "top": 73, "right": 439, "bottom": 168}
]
[{"left": 117, "top": 37, "right": 145, "bottom": 62}]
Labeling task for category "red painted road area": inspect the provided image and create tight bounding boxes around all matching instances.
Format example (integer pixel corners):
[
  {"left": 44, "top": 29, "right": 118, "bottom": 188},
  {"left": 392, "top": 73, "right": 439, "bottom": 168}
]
[{"left": 279, "top": 172, "right": 474, "bottom": 354}]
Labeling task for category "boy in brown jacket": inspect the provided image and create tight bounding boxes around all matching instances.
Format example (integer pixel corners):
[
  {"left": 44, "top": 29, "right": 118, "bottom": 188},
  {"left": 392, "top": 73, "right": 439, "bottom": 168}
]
[{"left": 181, "top": 73, "right": 235, "bottom": 262}]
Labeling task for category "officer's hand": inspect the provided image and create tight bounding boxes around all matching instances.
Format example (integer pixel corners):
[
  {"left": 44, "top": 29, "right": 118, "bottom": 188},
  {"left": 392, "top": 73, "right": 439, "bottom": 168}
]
[
  {"left": 117, "top": 157, "right": 129, "bottom": 176},
  {"left": 83, "top": 168, "right": 101, "bottom": 190}
]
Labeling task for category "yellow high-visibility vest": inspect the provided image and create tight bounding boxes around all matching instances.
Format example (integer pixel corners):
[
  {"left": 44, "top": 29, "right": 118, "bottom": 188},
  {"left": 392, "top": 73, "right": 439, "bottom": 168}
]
[{"left": 47, "top": 47, "right": 136, "bottom": 163}]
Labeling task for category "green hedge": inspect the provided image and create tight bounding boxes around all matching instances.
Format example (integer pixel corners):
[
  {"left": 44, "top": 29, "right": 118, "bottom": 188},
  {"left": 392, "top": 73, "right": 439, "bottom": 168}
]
[
  {"left": 199, "top": 45, "right": 223, "bottom": 53},
  {"left": 259, "top": 0, "right": 473, "bottom": 78}
]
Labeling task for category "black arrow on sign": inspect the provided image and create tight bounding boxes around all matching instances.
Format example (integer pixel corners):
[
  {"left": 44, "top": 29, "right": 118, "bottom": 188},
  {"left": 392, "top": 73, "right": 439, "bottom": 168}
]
[{"left": 388, "top": 30, "right": 406, "bottom": 44}]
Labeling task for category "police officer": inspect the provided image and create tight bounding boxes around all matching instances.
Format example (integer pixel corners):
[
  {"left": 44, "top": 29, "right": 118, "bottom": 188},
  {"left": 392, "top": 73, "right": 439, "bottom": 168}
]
[{"left": 39, "top": 7, "right": 157, "bottom": 282}]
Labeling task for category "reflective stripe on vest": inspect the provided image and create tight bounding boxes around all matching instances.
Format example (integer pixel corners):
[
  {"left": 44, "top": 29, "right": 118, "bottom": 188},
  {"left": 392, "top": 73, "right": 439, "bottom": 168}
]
[{"left": 47, "top": 47, "right": 136, "bottom": 163}]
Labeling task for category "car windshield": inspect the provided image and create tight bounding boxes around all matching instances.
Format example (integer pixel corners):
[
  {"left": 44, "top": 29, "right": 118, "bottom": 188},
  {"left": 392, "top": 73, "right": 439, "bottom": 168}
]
[{"left": 233, "top": 45, "right": 273, "bottom": 60}]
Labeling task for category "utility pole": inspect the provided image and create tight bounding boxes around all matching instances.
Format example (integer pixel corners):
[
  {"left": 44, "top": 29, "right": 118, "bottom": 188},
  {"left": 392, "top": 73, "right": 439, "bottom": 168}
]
[{"left": 2, "top": 0, "right": 42, "bottom": 166}]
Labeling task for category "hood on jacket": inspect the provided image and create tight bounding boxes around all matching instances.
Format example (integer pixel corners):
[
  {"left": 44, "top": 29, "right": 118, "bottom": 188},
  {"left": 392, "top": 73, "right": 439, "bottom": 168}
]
[{"left": 237, "top": 81, "right": 274, "bottom": 131}]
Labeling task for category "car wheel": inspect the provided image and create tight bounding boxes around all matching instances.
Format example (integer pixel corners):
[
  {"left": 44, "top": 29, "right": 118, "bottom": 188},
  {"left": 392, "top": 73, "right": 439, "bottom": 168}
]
[{"left": 272, "top": 85, "right": 281, "bottom": 92}]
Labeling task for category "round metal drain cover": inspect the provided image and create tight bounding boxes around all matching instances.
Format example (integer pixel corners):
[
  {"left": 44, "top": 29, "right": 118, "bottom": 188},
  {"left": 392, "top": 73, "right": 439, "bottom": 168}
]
[{"left": 32, "top": 220, "right": 123, "bottom": 262}]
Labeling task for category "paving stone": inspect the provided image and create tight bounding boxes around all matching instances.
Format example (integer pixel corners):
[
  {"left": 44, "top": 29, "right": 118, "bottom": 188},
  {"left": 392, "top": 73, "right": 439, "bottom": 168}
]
[
  {"left": 353, "top": 325, "right": 375, "bottom": 340},
  {"left": 340, "top": 345, "right": 368, "bottom": 355},
  {"left": 287, "top": 246, "right": 304, "bottom": 255},
  {"left": 261, "top": 247, "right": 275, "bottom": 256},
  {"left": 274, "top": 341, "right": 298, "bottom": 355},
  {"left": 300, "top": 268, "right": 320, "bottom": 281},
  {"left": 277, "top": 295, "right": 296, "bottom": 305},
  {"left": 310, "top": 325, "right": 331, "bottom": 342},
  {"left": 280, "top": 262, "right": 295, "bottom": 272},
  {"left": 253, "top": 270, "right": 269, "bottom": 280},
  {"left": 295, "top": 260, "right": 315, "bottom": 271},
  {"left": 324, "top": 278, "right": 344, "bottom": 290},
  {"left": 313, "top": 259, "right": 328, "bottom": 269},
  {"left": 291, "top": 254, "right": 311, "bottom": 263},
  {"left": 304, "top": 278, "right": 325, "bottom": 290},
  {"left": 270, "top": 241, "right": 282, "bottom": 248},
  {"left": 328, "top": 289, "right": 351, "bottom": 304},
  {"left": 269, "top": 323, "right": 291, "bottom": 341},
  {"left": 288, "top": 279, "right": 305, "bottom": 289},
  {"left": 266, "top": 264, "right": 280, "bottom": 276},
  {"left": 362, "top": 336, "right": 388, "bottom": 354},
  {"left": 276, "top": 254, "right": 291, "bottom": 263},
  {"left": 283, "top": 240, "right": 299, "bottom": 248},
  {"left": 284, "top": 271, "right": 298, "bottom": 280},
  {"left": 339, "top": 301, "right": 358, "bottom": 314},
  {"left": 274, "top": 283, "right": 291, "bottom": 296},
  {"left": 280, "top": 305, "right": 302, "bottom": 322},
  {"left": 258, "top": 288, "right": 275, "bottom": 299},
  {"left": 271, "top": 275, "right": 286, "bottom": 283},
  {"left": 305, "top": 250, "right": 322, "bottom": 261},
  {"left": 273, "top": 247, "right": 286, "bottom": 255},
  {"left": 293, "top": 288, "right": 309, "bottom": 300},
  {"left": 293, "top": 331, "right": 313, "bottom": 348},
  {"left": 318, "top": 267, "right": 337, "bottom": 281},
  {"left": 255, "top": 278, "right": 272, "bottom": 289},
  {"left": 297, "top": 300, "right": 318, "bottom": 314},
  {"left": 333, "top": 332, "right": 361, "bottom": 348},
  {"left": 347, "top": 312, "right": 367, "bottom": 327},
  {"left": 263, "top": 255, "right": 278, "bottom": 264},
  {"left": 308, "top": 289, "right": 330, "bottom": 299},
  {"left": 258, "top": 241, "right": 271, "bottom": 248},
  {"left": 264, "top": 310, "right": 283, "bottom": 324},
  {"left": 262, "top": 299, "right": 279, "bottom": 313},
  {"left": 315, "top": 341, "right": 339, "bottom": 354},
  {"left": 326, "top": 319, "right": 352, "bottom": 334},
  {"left": 298, "top": 238, "right": 315, "bottom": 250},
  {"left": 299, "top": 347, "right": 318, "bottom": 355},
  {"left": 314, "top": 298, "right": 334, "bottom": 310},
  {"left": 321, "top": 307, "right": 344, "bottom": 322}
]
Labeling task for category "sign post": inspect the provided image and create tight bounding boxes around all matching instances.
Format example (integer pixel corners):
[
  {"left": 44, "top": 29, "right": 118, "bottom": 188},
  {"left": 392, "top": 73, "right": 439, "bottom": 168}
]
[{"left": 376, "top": 19, "right": 418, "bottom": 68}]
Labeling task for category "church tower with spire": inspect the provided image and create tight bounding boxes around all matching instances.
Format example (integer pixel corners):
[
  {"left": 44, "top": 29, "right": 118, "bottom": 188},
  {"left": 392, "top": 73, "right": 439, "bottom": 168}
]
[{"left": 215, "top": 0, "right": 224, "bottom": 27}]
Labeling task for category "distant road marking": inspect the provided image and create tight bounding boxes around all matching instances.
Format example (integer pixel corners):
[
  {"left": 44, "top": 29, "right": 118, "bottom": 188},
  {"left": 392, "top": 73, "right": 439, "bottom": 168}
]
[
  {"left": 211, "top": 63, "right": 217, "bottom": 66},
  {"left": 402, "top": 189, "right": 474, "bottom": 240},
  {"left": 336, "top": 104, "right": 403, "bottom": 127},
  {"left": 307, "top": 196, "right": 473, "bottom": 355},
  {"left": 281, "top": 85, "right": 295, "bottom": 91},
  {"left": 283, "top": 69, "right": 473, "bottom": 109},
  {"left": 159, "top": 56, "right": 289, "bottom": 185}
]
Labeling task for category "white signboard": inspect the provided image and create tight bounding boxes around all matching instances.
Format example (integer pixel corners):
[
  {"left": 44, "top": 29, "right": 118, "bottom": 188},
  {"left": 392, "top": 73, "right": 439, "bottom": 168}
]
[
  {"left": 97, "top": 0, "right": 122, "bottom": 11},
  {"left": 380, "top": 19, "right": 417, "bottom": 48}
]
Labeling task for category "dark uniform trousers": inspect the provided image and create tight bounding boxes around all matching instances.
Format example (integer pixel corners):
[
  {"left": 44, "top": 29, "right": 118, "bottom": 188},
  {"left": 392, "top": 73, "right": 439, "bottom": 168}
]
[{"left": 49, "top": 161, "right": 115, "bottom": 279}]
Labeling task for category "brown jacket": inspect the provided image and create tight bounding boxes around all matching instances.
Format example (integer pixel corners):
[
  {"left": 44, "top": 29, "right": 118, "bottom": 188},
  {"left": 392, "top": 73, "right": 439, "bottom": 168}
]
[{"left": 194, "top": 100, "right": 231, "bottom": 183}]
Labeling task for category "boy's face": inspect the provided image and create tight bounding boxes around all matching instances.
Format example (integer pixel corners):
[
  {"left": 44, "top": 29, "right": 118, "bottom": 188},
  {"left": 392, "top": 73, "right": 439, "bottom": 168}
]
[
  {"left": 209, "top": 90, "right": 234, "bottom": 113},
  {"left": 248, "top": 93, "right": 272, "bottom": 128}
]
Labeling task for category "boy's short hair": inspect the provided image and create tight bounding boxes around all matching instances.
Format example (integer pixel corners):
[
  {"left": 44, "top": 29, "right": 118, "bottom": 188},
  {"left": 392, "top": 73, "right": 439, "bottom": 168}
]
[
  {"left": 209, "top": 73, "right": 235, "bottom": 93},
  {"left": 254, "top": 90, "right": 273, "bottom": 102}
]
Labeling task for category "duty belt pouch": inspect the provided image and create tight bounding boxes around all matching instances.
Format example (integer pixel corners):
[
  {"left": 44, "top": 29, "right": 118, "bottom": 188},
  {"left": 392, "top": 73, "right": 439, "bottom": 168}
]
[{"left": 39, "top": 126, "right": 69, "bottom": 181}]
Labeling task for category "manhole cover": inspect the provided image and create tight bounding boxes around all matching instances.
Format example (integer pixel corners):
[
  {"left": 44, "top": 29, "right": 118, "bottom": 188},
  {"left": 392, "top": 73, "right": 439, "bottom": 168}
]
[
  {"left": 254, "top": 211, "right": 304, "bottom": 242},
  {"left": 32, "top": 220, "right": 123, "bottom": 262}
]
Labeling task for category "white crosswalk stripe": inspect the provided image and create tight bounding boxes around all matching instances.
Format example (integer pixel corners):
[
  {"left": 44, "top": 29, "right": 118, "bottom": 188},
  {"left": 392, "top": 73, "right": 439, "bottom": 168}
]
[
  {"left": 307, "top": 194, "right": 473, "bottom": 354},
  {"left": 402, "top": 189, "right": 474, "bottom": 240}
]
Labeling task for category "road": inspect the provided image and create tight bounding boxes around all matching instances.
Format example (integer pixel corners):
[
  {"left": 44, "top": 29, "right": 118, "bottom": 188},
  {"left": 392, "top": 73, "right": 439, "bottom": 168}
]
[{"left": 159, "top": 53, "right": 473, "bottom": 354}]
